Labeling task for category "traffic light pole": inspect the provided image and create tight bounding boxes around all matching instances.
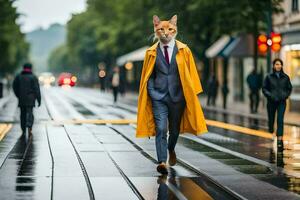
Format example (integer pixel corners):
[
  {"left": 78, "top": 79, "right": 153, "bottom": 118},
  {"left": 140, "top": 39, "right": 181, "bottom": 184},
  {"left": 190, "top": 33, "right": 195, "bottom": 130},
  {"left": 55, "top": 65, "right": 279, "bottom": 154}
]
[{"left": 266, "top": 1, "right": 273, "bottom": 73}]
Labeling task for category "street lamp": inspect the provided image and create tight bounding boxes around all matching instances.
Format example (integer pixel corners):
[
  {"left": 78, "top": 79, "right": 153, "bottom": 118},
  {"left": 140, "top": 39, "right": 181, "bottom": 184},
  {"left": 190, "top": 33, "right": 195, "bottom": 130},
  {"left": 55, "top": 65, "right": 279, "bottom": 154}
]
[
  {"left": 98, "top": 62, "right": 106, "bottom": 91},
  {"left": 125, "top": 62, "right": 133, "bottom": 70},
  {"left": 99, "top": 70, "right": 106, "bottom": 78}
]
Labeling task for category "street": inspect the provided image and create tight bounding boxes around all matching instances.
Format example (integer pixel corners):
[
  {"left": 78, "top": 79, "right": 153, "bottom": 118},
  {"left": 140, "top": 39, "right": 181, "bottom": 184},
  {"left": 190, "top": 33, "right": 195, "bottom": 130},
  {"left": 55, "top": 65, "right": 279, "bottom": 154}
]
[{"left": 0, "top": 87, "right": 299, "bottom": 200}]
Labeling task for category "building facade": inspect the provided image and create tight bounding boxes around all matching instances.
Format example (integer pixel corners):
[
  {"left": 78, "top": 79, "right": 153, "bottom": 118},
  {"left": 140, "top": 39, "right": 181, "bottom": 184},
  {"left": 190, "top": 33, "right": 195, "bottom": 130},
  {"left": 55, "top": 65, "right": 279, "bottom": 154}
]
[{"left": 274, "top": 0, "right": 300, "bottom": 110}]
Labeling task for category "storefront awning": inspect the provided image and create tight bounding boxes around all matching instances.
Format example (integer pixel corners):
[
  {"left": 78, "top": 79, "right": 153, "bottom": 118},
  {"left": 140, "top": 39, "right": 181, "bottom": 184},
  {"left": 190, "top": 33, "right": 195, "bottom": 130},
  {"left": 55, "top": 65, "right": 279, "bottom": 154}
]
[
  {"left": 206, "top": 34, "right": 254, "bottom": 58},
  {"left": 205, "top": 35, "right": 231, "bottom": 58},
  {"left": 116, "top": 46, "right": 149, "bottom": 66},
  {"left": 222, "top": 34, "right": 254, "bottom": 57}
]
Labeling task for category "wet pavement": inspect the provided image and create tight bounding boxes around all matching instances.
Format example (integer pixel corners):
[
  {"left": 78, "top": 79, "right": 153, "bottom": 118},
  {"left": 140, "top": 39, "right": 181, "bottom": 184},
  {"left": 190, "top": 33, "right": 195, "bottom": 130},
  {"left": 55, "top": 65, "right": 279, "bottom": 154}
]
[{"left": 0, "top": 87, "right": 299, "bottom": 199}]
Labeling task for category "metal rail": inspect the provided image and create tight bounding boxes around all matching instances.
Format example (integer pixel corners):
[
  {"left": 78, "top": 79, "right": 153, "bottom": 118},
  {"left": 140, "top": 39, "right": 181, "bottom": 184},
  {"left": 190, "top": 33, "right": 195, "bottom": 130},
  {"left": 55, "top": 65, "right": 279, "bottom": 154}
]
[
  {"left": 64, "top": 126, "right": 95, "bottom": 200},
  {"left": 109, "top": 125, "right": 245, "bottom": 200}
]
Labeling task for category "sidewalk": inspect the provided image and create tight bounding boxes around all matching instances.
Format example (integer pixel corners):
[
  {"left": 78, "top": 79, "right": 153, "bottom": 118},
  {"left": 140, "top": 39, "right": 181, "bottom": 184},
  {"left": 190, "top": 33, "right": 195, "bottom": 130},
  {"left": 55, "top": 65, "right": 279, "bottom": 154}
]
[
  {"left": 120, "top": 92, "right": 299, "bottom": 126},
  {"left": 200, "top": 95, "right": 299, "bottom": 127},
  {"left": 0, "top": 90, "right": 11, "bottom": 110}
]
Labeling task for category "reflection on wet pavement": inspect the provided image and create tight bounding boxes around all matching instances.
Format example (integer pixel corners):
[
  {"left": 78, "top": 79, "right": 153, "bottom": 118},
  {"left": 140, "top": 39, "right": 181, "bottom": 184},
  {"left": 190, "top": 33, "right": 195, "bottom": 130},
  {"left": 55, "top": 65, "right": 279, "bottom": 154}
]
[
  {"left": 0, "top": 131, "right": 52, "bottom": 200},
  {"left": 178, "top": 136, "right": 300, "bottom": 195},
  {"left": 195, "top": 109, "right": 300, "bottom": 195},
  {"left": 1, "top": 87, "right": 299, "bottom": 199}
]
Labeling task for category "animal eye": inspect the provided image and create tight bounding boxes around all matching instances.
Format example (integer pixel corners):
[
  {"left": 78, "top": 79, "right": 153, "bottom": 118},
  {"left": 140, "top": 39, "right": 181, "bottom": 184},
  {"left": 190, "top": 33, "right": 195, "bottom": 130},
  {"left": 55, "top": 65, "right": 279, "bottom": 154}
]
[
  {"left": 169, "top": 28, "right": 173, "bottom": 31},
  {"left": 160, "top": 28, "right": 164, "bottom": 31}
]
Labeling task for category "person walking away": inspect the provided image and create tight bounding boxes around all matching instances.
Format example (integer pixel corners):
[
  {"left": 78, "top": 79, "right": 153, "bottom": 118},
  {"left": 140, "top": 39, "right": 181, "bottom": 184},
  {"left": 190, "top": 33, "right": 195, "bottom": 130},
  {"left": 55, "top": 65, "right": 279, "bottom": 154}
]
[
  {"left": 136, "top": 15, "right": 207, "bottom": 175},
  {"left": 0, "top": 81, "right": 3, "bottom": 98},
  {"left": 206, "top": 74, "right": 219, "bottom": 106},
  {"left": 247, "top": 68, "right": 263, "bottom": 113},
  {"left": 222, "top": 84, "right": 229, "bottom": 109},
  {"left": 13, "top": 63, "right": 41, "bottom": 137},
  {"left": 111, "top": 67, "right": 120, "bottom": 103},
  {"left": 262, "top": 58, "right": 292, "bottom": 151}
]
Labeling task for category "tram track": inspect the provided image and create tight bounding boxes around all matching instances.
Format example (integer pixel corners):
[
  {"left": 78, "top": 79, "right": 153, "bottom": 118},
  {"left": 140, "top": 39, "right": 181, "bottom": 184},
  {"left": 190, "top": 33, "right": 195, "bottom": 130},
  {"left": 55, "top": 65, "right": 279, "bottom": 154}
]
[
  {"left": 108, "top": 125, "right": 245, "bottom": 200},
  {"left": 0, "top": 134, "right": 31, "bottom": 171},
  {"left": 48, "top": 88, "right": 252, "bottom": 199},
  {"left": 64, "top": 126, "right": 96, "bottom": 200},
  {"left": 45, "top": 92, "right": 144, "bottom": 199},
  {"left": 52, "top": 92, "right": 243, "bottom": 198},
  {"left": 102, "top": 145, "right": 145, "bottom": 200},
  {"left": 46, "top": 125, "right": 55, "bottom": 200},
  {"left": 0, "top": 87, "right": 298, "bottom": 199},
  {"left": 43, "top": 87, "right": 300, "bottom": 199}
]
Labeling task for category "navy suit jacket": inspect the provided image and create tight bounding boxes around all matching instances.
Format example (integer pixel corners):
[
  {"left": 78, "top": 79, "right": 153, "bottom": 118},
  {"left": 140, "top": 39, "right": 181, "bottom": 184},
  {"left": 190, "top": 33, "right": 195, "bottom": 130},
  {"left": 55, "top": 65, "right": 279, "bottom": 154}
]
[{"left": 147, "top": 45, "right": 184, "bottom": 102}]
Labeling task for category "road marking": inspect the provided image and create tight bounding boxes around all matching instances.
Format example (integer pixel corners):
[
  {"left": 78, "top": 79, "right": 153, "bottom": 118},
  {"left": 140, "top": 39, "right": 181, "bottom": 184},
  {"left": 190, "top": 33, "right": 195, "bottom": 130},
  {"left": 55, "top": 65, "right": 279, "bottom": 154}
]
[
  {"left": 205, "top": 119, "right": 273, "bottom": 139},
  {"left": 49, "top": 119, "right": 137, "bottom": 125},
  {"left": 0, "top": 124, "right": 12, "bottom": 141},
  {"left": 47, "top": 118, "right": 273, "bottom": 139}
]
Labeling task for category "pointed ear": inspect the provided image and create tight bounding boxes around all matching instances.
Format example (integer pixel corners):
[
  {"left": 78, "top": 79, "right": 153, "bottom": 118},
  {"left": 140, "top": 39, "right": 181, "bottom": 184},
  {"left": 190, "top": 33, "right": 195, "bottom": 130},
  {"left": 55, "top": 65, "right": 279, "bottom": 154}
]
[
  {"left": 153, "top": 15, "right": 160, "bottom": 27},
  {"left": 170, "top": 15, "right": 177, "bottom": 26}
]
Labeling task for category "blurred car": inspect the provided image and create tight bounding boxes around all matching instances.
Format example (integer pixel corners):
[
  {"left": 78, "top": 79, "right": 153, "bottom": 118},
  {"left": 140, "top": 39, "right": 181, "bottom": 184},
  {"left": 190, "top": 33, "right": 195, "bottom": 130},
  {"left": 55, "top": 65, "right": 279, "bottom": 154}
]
[
  {"left": 57, "top": 72, "right": 77, "bottom": 87},
  {"left": 38, "top": 72, "right": 55, "bottom": 86}
]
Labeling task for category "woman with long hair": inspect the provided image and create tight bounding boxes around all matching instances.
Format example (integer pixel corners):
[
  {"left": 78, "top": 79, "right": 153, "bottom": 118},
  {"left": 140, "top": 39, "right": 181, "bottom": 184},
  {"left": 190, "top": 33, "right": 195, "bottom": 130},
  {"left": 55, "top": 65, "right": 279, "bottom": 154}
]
[{"left": 262, "top": 58, "right": 293, "bottom": 151}]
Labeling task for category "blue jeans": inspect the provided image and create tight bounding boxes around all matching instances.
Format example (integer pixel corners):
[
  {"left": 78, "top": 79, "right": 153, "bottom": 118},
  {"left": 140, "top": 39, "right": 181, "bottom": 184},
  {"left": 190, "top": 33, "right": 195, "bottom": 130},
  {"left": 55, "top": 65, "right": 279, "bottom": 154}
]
[{"left": 151, "top": 94, "right": 185, "bottom": 163}]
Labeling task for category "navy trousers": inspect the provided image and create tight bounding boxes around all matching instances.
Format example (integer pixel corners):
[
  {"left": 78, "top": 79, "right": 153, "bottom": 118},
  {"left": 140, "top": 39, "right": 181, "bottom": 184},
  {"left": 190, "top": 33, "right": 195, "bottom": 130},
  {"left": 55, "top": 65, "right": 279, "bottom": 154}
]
[
  {"left": 20, "top": 106, "right": 34, "bottom": 133},
  {"left": 151, "top": 94, "right": 185, "bottom": 163},
  {"left": 267, "top": 100, "right": 286, "bottom": 137}
]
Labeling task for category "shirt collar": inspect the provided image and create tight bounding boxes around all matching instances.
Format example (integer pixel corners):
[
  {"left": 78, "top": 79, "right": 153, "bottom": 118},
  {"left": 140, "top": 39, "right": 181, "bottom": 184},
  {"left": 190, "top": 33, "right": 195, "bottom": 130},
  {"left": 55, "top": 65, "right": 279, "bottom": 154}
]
[{"left": 159, "top": 39, "right": 175, "bottom": 49}]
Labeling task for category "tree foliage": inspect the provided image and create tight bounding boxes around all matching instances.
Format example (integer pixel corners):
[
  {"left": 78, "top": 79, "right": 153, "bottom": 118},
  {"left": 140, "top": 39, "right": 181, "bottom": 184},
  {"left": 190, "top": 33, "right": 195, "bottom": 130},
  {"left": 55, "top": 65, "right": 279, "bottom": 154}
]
[
  {"left": 48, "top": 0, "right": 283, "bottom": 76},
  {"left": 48, "top": 44, "right": 71, "bottom": 73},
  {"left": 0, "top": 0, "right": 29, "bottom": 75}
]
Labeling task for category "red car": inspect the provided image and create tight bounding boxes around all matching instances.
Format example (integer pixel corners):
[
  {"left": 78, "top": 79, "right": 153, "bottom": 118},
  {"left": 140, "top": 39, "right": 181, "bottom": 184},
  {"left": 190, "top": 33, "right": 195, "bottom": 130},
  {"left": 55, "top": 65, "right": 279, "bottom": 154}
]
[{"left": 57, "top": 73, "right": 77, "bottom": 87}]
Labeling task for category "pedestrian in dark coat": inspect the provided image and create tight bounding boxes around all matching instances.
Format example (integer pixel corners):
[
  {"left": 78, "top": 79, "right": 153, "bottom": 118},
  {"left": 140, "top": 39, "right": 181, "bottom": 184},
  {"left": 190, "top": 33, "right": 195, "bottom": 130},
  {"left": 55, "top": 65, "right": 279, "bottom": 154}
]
[
  {"left": 262, "top": 58, "right": 292, "bottom": 151},
  {"left": 247, "top": 69, "right": 263, "bottom": 113},
  {"left": 206, "top": 74, "right": 219, "bottom": 106},
  {"left": 13, "top": 63, "right": 41, "bottom": 136},
  {"left": 222, "top": 84, "right": 229, "bottom": 109}
]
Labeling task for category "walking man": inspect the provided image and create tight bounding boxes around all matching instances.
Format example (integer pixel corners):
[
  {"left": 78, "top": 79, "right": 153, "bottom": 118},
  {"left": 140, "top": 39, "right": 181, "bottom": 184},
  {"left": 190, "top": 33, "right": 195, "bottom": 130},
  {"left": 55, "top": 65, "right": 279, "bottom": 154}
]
[
  {"left": 207, "top": 74, "right": 219, "bottom": 106},
  {"left": 13, "top": 63, "right": 41, "bottom": 136},
  {"left": 262, "top": 58, "right": 292, "bottom": 151},
  {"left": 136, "top": 15, "right": 207, "bottom": 174},
  {"left": 247, "top": 68, "right": 262, "bottom": 113}
]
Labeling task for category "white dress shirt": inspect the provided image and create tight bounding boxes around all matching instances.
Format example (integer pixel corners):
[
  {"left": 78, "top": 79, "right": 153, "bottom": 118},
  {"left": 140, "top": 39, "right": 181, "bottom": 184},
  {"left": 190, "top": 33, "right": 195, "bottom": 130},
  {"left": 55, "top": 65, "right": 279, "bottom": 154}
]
[{"left": 159, "top": 39, "right": 176, "bottom": 62}]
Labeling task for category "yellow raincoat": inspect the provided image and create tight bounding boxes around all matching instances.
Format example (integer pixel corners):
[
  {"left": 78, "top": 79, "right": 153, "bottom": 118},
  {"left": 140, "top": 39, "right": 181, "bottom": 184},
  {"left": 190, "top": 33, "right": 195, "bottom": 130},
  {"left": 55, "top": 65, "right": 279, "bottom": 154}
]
[{"left": 136, "top": 40, "right": 207, "bottom": 138}]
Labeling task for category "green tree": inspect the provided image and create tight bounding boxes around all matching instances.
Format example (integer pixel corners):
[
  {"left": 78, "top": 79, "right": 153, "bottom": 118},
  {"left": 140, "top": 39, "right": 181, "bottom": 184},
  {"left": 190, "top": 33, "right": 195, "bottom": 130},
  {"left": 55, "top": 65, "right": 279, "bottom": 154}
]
[
  {"left": 61, "top": 0, "right": 283, "bottom": 85},
  {"left": 48, "top": 44, "right": 71, "bottom": 73},
  {"left": 0, "top": 0, "right": 29, "bottom": 75}
]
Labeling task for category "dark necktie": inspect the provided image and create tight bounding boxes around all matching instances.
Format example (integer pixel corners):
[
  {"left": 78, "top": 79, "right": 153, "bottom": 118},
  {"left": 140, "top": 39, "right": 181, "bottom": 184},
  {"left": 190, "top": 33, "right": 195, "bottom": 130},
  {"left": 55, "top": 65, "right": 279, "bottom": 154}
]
[{"left": 163, "top": 45, "right": 169, "bottom": 65}]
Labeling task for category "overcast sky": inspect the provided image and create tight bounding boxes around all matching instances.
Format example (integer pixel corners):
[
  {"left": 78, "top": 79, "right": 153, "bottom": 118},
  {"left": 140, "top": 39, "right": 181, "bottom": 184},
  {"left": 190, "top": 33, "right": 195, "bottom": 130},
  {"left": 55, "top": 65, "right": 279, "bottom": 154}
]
[{"left": 14, "top": 0, "right": 87, "bottom": 33}]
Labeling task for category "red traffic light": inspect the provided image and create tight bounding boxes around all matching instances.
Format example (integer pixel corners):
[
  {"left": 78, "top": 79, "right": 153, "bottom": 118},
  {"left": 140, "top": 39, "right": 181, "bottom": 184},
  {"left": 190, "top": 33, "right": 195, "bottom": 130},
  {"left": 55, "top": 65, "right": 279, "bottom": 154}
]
[
  {"left": 271, "top": 32, "right": 281, "bottom": 52},
  {"left": 257, "top": 33, "right": 281, "bottom": 53},
  {"left": 258, "top": 34, "right": 267, "bottom": 43},
  {"left": 257, "top": 34, "right": 268, "bottom": 53},
  {"left": 271, "top": 33, "right": 282, "bottom": 43}
]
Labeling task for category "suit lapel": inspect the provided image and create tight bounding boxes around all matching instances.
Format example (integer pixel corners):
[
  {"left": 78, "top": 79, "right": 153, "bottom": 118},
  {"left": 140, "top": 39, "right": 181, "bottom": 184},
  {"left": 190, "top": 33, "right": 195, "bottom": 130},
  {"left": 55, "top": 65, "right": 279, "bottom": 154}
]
[{"left": 170, "top": 45, "right": 178, "bottom": 66}]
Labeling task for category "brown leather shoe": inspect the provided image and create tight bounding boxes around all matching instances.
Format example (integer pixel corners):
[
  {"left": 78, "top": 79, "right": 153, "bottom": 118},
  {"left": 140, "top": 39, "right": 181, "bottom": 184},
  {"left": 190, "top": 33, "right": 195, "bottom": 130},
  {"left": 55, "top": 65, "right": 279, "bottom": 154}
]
[
  {"left": 156, "top": 162, "right": 168, "bottom": 175},
  {"left": 168, "top": 150, "right": 177, "bottom": 166},
  {"left": 28, "top": 128, "right": 33, "bottom": 137}
]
